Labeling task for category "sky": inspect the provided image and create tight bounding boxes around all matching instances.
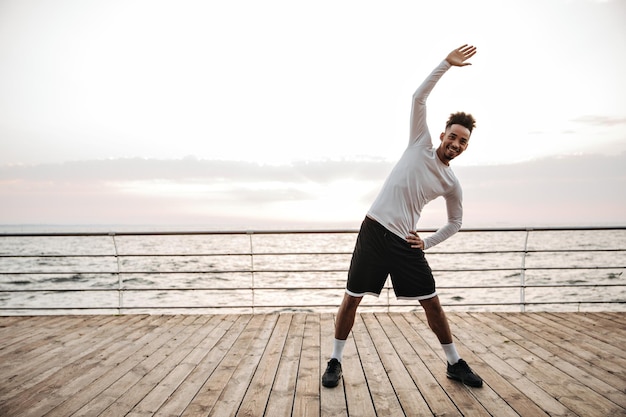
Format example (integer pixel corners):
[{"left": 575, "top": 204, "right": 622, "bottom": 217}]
[{"left": 1, "top": 0, "right": 625, "bottom": 229}]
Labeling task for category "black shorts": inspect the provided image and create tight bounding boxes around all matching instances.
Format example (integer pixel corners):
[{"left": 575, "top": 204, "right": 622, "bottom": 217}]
[{"left": 346, "top": 216, "right": 437, "bottom": 299}]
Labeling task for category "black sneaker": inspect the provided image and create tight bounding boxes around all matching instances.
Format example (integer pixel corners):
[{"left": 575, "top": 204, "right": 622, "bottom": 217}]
[
  {"left": 447, "top": 359, "right": 483, "bottom": 387},
  {"left": 322, "top": 358, "right": 342, "bottom": 388}
]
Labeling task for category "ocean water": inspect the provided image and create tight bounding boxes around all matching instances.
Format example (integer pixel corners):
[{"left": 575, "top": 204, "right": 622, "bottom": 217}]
[{"left": 0, "top": 227, "right": 624, "bottom": 314}]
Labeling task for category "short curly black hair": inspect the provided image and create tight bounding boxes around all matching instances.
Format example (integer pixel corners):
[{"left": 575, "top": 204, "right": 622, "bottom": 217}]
[{"left": 446, "top": 112, "right": 476, "bottom": 134}]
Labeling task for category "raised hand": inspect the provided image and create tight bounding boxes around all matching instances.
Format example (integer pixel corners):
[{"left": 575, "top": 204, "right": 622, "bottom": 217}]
[{"left": 445, "top": 44, "right": 477, "bottom": 67}]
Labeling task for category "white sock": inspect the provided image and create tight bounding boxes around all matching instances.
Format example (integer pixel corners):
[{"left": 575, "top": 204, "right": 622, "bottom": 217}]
[
  {"left": 442, "top": 342, "right": 461, "bottom": 365},
  {"left": 331, "top": 338, "right": 346, "bottom": 362}
]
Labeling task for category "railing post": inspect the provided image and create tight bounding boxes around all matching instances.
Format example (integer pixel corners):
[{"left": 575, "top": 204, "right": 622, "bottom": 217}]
[
  {"left": 520, "top": 229, "right": 532, "bottom": 312},
  {"left": 387, "top": 283, "right": 391, "bottom": 313},
  {"left": 247, "top": 231, "right": 255, "bottom": 314},
  {"left": 110, "top": 232, "right": 122, "bottom": 314}
]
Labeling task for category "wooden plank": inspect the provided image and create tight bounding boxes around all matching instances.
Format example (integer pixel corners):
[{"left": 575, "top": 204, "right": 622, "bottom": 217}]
[
  {"left": 447, "top": 313, "right": 552, "bottom": 417},
  {"left": 525, "top": 313, "right": 626, "bottom": 373},
  {"left": 545, "top": 312, "right": 626, "bottom": 356},
  {"left": 379, "top": 313, "right": 463, "bottom": 417},
  {"left": 4, "top": 315, "right": 134, "bottom": 365},
  {"left": 318, "top": 313, "right": 348, "bottom": 417},
  {"left": 474, "top": 313, "right": 623, "bottom": 417},
  {"left": 546, "top": 312, "right": 626, "bottom": 350},
  {"left": 451, "top": 312, "right": 559, "bottom": 417},
  {"left": 0, "top": 315, "right": 182, "bottom": 417},
  {"left": 363, "top": 313, "right": 433, "bottom": 416},
  {"left": 0, "top": 313, "right": 624, "bottom": 417},
  {"left": 235, "top": 313, "right": 293, "bottom": 417},
  {"left": 404, "top": 312, "right": 493, "bottom": 417},
  {"left": 0, "top": 315, "right": 80, "bottom": 347},
  {"left": 179, "top": 314, "right": 261, "bottom": 416},
  {"left": 508, "top": 353, "right": 617, "bottom": 417},
  {"left": 206, "top": 314, "right": 281, "bottom": 417},
  {"left": 596, "top": 312, "right": 626, "bottom": 326},
  {"left": 456, "top": 313, "right": 574, "bottom": 417},
  {"left": 445, "top": 312, "right": 523, "bottom": 417},
  {"left": 52, "top": 315, "right": 196, "bottom": 417},
  {"left": 83, "top": 315, "right": 202, "bottom": 417},
  {"left": 292, "top": 313, "right": 321, "bottom": 417},
  {"left": 493, "top": 313, "right": 626, "bottom": 409},
  {"left": 592, "top": 311, "right": 626, "bottom": 327},
  {"left": 72, "top": 315, "right": 199, "bottom": 414},
  {"left": 148, "top": 315, "right": 242, "bottom": 417},
  {"left": 337, "top": 315, "right": 375, "bottom": 417},
  {"left": 0, "top": 315, "right": 83, "bottom": 351},
  {"left": 46, "top": 315, "right": 219, "bottom": 417},
  {"left": 0, "top": 316, "right": 85, "bottom": 396},
  {"left": 351, "top": 313, "right": 404, "bottom": 417},
  {"left": 501, "top": 313, "right": 626, "bottom": 383},
  {"left": 0, "top": 314, "right": 145, "bottom": 401},
  {"left": 0, "top": 316, "right": 34, "bottom": 340},
  {"left": 264, "top": 313, "right": 306, "bottom": 417},
  {"left": 60, "top": 315, "right": 200, "bottom": 417},
  {"left": 123, "top": 315, "right": 228, "bottom": 416}
]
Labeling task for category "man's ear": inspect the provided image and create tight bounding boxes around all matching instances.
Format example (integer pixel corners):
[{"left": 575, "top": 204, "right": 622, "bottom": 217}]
[{"left": 439, "top": 132, "right": 445, "bottom": 141}]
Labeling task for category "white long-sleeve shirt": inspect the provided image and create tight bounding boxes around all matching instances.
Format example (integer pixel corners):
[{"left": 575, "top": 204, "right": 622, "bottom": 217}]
[{"left": 367, "top": 59, "right": 462, "bottom": 250}]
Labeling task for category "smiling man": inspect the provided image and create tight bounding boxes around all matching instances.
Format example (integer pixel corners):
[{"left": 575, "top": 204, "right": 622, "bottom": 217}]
[{"left": 322, "top": 44, "right": 483, "bottom": 389}]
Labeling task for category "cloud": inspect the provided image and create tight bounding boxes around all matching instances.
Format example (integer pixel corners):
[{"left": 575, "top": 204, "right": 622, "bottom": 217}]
[
  {"left": 0, "top": 157, "right": 392, "bottom": 226},
  {"left": 0, "top": 157, "right": 392, "bottom": 184},
  {"left": 571, "top": 115, "right": 626, "bottom": 127},
  {"left": 453, "top": 153, "right": 626, "bottom": 225},
  {"left": 1, "top": 154, "right": 624, "bottom": 227}
]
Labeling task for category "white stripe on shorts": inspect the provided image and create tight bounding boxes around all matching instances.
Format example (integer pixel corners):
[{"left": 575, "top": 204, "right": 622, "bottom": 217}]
[
  {"left": 345, "top": 288, "right": 437, "bottom": 300},
  {"left": 345, "top": 288, "right": 380, "bottom": 298},
  {"left": 396, "top": 291, "right": 437, "bottom": 301}
]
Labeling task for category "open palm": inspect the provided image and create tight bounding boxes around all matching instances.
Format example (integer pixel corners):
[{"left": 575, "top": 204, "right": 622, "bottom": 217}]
[{"left": 446, "top": 44, "right": 477, "bottom": 66}]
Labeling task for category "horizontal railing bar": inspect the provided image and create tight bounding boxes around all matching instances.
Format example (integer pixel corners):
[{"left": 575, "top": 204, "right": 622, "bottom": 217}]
[
  {"left": 1, "top": 225, "right": 625, "bottom": 238},
  {"left": 1, "top": 266, "right": 623, "bottom": 275},
  {"left": 0, "top": 230, "right": 358, "bottom": 238},
  {"left": 2, "top": 249, "right": 625, "bottom": 259},
  {"left": 1, "top": 283, "right": 624, "bottom": 292},
  {"left": 2, "top": 300, "right": 624, "bottom": 311}
]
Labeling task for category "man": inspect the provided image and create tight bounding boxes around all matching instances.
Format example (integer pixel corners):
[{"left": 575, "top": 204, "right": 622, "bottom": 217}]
[{"left": 322, "top": 44, "right": 483, "bottom": 388}]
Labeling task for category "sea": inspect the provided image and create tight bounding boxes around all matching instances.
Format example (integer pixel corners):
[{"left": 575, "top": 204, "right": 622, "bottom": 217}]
[{"left": 0, "top": 225, "right": 625, "bottom": 314}]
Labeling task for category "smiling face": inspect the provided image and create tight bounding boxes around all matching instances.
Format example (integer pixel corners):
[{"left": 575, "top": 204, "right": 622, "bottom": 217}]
[{"left": 437, "top": 124, "right": 470, "bottom": 165}]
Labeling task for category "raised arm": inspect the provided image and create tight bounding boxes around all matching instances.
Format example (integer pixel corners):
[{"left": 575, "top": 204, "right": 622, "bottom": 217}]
[{"left": 409, "top": 44, "right": 477, "bottom": 144}]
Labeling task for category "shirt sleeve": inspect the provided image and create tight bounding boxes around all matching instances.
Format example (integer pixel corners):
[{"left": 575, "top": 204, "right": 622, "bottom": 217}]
[
  {"left": 409, "top": 60, "right": 452, "bottom": 146},
  {"left": 423, "top": 185, "right": 463, "bottom": 250}
]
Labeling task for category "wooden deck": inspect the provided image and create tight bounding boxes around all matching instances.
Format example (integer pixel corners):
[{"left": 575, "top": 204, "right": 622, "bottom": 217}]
[{"left": 0, "top": 312, "right": 624, "bottom": 417}]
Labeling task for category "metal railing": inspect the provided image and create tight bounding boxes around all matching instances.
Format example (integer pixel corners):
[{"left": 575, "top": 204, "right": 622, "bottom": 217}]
[{"left": 0, "top": 226, "right": 624, "bottom": 314}]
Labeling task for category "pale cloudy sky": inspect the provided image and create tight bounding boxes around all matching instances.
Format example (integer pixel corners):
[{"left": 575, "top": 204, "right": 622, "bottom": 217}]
[{"left": 1, "top": 0, "right": 625, "bottom": 228}]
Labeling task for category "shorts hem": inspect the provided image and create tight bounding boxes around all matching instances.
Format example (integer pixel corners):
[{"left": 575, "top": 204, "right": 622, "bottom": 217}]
[
  {"left": 396, "top": 291, "right": 437, "bottom": 301},
  {"left": 345, "top": 288, "right": 381, "bottom": 298}
]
